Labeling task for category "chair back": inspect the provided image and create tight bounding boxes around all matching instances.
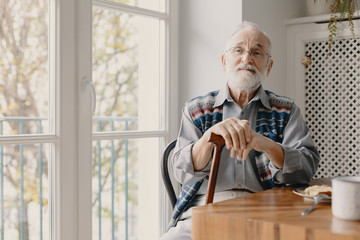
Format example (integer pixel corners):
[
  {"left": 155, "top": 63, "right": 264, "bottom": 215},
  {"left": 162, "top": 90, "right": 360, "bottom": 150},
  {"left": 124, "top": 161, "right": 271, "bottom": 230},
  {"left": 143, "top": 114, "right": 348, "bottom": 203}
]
[
  {"left": 161, "top": 133, "right": 225, "bottom": 209},
  {"left": 161, "top": 139, "right": 177, "bottom": 209}
]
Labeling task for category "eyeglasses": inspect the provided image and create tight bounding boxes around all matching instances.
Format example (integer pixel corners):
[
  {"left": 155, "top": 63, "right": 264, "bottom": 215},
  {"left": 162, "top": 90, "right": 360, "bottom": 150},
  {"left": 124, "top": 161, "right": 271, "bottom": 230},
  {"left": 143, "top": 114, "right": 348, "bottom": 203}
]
[{"left": 226, "top": 47, "right": 271, "bottom": 60}]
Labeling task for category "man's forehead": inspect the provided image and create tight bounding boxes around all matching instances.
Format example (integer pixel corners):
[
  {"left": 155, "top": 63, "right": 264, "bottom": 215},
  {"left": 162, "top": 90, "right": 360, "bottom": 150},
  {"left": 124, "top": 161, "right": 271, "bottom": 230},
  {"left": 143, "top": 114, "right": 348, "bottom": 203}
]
[
  {"left": 234, "top": 41, "right": 265, "bottom": 49},
  {"left": 230, "top": 29, "right": 269, "bottom": 48}
]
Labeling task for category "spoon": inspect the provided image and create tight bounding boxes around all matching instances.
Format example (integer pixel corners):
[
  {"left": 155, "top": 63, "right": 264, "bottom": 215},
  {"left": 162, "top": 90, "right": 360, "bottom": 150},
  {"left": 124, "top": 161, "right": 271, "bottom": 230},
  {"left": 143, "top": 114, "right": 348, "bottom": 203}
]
[{"left": 301, "top": 193, "right": 329, "bottom": 216}]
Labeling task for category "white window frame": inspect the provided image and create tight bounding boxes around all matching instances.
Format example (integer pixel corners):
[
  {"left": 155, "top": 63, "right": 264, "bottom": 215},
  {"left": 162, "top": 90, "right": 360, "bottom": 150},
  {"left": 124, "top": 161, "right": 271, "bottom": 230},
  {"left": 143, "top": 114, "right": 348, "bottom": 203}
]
[
  {"left": 0, "top": 0, "right": 77, "bottom": 239},
  {"left": 74, "top": 0, "right": 179, "bottom": 239},
  {"left": 56, "top": 0, "right": 78, "bottom": 239},
  {"left": 0, "top": 0, "right": 178, "bottom": 238}
]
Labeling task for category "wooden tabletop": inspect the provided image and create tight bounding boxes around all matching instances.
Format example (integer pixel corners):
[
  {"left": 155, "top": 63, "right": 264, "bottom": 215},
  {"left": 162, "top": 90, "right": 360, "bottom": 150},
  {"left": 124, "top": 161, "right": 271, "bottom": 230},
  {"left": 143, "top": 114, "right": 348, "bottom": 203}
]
[{"left": 192, "top": 187, "right": 360, "bottom": 240}]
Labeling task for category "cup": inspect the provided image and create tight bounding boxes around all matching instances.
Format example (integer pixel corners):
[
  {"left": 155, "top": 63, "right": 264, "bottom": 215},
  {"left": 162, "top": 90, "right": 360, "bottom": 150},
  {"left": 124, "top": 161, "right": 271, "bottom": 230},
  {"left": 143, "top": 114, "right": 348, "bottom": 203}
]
[{"left": 332, "top": 176, "right": 360, "bottom": 220}]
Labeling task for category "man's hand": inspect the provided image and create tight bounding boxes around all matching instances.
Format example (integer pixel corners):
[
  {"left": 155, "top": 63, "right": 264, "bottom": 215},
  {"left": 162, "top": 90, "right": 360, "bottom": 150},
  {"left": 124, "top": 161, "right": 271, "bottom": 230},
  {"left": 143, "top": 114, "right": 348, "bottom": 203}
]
[
  {"left": 192, "top": 118, "right": 251, "bottom": 170},
  {"left": 208, "top": 118, "right": 252, "bottom": 158},
  {"left": 236, "top": 130, "right": 284, "bottom": 168},
  {"left": 192, "top": 118, "right": 284, "bottom": 170}
]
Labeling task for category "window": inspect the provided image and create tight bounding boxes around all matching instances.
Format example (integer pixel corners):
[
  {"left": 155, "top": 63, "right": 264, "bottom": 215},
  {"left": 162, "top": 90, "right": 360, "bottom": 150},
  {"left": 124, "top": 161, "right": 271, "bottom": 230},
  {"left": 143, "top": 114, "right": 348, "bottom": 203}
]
[
  {"left": 0, "top": 0, "right": 175, "bottom": 239},
  {"left": 0, "top": 0, "right": 53, "bottom": 239},
  {"left": 91, "top": 1, "right": 169, "bottom": 239}
]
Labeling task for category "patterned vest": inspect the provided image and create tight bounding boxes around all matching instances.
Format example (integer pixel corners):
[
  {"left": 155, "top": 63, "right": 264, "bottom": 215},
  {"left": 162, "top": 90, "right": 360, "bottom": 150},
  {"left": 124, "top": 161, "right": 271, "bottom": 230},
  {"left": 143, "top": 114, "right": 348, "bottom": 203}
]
[{"left": 168, "top": 89, "right": 293, "bottom": 228}]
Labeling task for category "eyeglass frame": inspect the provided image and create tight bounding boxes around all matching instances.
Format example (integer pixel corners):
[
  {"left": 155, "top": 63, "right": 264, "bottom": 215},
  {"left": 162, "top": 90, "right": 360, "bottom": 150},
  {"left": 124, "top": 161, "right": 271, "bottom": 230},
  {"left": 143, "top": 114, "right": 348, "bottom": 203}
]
[{"left": 225, "top": 46, "right": 271, "bottom": 60}]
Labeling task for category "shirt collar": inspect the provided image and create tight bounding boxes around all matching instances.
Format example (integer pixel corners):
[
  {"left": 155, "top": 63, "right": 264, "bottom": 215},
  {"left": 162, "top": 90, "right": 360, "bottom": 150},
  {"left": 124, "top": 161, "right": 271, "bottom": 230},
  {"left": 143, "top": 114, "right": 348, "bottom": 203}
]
[
  {"left": 213, "top": 83, "right": 231, "bottom": 107},
  {"left": 255, "top": 86, "right": 271, "bottom": 110},
  {"left": 213, "top": 84, "right": 271, "bottom": 110}
]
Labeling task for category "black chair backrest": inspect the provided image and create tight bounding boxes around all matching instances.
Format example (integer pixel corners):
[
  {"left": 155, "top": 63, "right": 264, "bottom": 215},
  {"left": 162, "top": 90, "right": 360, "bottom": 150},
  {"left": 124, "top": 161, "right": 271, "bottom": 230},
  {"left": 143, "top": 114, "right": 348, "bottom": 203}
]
[
  {"left": 161, "top": 134, "right": 224, "bottom": 209},
  {"left": 161, "top": 139, "right": 177, "bottom": 209}
]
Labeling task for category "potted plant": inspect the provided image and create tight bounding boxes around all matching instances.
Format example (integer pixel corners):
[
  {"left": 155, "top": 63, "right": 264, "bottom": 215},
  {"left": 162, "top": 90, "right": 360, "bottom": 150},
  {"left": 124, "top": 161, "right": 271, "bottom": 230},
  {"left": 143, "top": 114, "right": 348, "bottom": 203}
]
[
  {"left": 306, "top": 0, "right": 332, "bottom": 16},
  {"left": 327, "top": 0, "right": 358, "bottom": 54},
  {"left": 307, "top": 0, "right": 358, "bottom": 54}
]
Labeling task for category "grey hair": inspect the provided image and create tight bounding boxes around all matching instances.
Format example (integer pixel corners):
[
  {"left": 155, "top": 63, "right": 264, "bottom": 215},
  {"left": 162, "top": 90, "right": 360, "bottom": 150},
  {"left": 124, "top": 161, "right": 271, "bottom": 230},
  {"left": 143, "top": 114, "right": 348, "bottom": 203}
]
[{"left": 225, "top": 21, "right": 272, "bottom": 55}]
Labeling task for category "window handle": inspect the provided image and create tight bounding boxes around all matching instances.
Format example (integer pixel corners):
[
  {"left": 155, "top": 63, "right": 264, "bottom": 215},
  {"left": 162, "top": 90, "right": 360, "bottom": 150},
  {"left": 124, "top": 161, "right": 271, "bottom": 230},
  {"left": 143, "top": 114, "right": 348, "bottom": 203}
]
[{"left": 85, "top": 80, "right": 96, "bottom": 113}]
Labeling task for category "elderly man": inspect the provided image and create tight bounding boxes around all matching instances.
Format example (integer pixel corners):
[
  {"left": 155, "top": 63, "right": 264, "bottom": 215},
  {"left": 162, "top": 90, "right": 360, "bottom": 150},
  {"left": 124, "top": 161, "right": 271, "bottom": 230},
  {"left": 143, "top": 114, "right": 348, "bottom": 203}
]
[{"left": 161, "top": 21, "right": 319, "bottom": 239}]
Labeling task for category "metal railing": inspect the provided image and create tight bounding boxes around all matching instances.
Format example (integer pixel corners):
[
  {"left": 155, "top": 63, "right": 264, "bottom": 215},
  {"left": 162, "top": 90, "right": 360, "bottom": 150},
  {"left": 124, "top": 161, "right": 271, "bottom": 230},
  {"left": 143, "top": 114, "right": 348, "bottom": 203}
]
[
  {"left": 0, "top": 116, "right": 137, "bottom": 240},
  {"left": 93, "top": 116, "right": 137, "bottom": 240},
  {"left": 0, "top": 117, "right": 46, "bottom": 240}
]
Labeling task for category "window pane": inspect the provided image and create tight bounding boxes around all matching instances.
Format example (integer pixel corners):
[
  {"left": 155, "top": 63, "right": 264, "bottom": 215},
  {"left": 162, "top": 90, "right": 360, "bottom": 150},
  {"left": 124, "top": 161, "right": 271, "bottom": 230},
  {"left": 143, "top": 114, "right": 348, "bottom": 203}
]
[
  {"left": 92, "top": 138, "right": 160, "bottom": 240},
  {"left": 92, "top": 7, "right": 165, "bottom": 132},
  {"left": 104, "top": 0, "right": 166, "bottom": 13},
  {"left": 0, "top": 143, "right": 50, "bottom": 239},
  {"left": 0, "top": 1, "right": 50, "bottom": 135}
]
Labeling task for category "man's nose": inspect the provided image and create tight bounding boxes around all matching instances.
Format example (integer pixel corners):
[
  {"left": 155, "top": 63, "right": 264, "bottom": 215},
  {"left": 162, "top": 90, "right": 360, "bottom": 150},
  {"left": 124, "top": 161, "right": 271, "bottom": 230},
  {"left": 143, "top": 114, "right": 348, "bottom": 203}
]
[{"left": 241, "top": 51, "right": 253, "bottom": 64}]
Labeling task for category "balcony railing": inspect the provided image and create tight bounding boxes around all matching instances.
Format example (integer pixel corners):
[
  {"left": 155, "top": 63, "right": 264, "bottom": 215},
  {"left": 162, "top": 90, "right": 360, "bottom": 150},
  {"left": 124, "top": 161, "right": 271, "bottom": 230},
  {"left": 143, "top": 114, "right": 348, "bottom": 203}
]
[
  {"left": 0, "top": 116, "right": 138, "bottom": 240},
  {"left": 93, "top": 116, "right": 138, "bottom": 240},
  {"left": 0, "top": 117, "right": 46, "bottom": 240}
]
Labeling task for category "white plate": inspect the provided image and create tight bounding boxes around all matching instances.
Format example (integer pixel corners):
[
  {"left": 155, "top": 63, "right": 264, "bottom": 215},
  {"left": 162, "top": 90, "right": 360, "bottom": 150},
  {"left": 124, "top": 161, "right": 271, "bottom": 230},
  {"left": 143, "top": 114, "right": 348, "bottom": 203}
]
[{"left": 293, "top": 187, "right": 331, "bottom": 202}]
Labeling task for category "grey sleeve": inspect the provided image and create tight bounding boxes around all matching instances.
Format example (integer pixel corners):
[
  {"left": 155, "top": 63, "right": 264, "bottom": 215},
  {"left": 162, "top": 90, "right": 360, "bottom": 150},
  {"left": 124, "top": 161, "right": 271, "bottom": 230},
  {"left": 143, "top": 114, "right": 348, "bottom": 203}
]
[
  {"left": 269, "top": 103, "right": 320, "bottom": 185},
  {"left": 170, "top": 107, "right": 211, "bottom": 185}
]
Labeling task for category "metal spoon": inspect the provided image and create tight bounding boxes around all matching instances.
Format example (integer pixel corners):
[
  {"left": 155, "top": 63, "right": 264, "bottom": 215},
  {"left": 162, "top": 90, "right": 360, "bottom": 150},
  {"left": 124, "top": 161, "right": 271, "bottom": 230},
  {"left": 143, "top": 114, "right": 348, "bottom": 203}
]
[{"left": 301, "top": 193, "right": 329, "bottom": 216}]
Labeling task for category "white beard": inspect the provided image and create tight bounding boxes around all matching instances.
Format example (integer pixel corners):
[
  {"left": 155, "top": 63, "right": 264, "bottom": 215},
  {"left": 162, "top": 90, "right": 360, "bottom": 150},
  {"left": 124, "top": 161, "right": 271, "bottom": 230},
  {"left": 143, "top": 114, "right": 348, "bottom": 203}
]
[{"left": 226, "top": 63, "right": 266, "bottom": 92}]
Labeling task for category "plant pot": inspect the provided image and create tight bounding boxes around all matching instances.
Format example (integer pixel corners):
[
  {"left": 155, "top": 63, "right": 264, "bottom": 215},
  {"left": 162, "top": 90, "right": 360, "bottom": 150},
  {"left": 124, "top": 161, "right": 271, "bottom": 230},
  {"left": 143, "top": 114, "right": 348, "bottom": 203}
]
[{"left": 305, "top": 0, "right": 332, "bottom": 16}]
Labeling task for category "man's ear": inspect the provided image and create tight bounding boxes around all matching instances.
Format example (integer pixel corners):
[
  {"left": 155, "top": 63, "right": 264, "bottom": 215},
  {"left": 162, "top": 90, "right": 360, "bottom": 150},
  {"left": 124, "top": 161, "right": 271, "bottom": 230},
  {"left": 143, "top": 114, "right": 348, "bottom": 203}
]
[
  {"left": 266, "top": 59, "right": 273, "bottom": 77},
  {"left": 221, "top": 54, "right": 227, "bottom": 71}
]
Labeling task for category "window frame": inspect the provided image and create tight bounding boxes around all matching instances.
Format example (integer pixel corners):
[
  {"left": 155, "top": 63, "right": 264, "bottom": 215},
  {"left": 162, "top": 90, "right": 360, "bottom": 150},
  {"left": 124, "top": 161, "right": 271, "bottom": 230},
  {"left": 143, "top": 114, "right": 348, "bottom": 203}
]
[
  {"left": 0, "top": 0, "right": 76, "bottom": 239},
  {"left": 56, "top": 0, "right": 78, "bottom": 239},
  {"left": 0, "top": 0, "right": 178, "bottom": 238},
  {"left": 76, "top": 0, "right": 179, "bottom": 238}
]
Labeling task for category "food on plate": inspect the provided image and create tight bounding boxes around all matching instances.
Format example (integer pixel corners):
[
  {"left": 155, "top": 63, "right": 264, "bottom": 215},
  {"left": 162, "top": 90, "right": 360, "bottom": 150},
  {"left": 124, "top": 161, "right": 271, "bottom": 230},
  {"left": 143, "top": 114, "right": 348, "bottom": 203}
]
[{"left": 304, "top": 184, "right": 332, "bottom": 197}]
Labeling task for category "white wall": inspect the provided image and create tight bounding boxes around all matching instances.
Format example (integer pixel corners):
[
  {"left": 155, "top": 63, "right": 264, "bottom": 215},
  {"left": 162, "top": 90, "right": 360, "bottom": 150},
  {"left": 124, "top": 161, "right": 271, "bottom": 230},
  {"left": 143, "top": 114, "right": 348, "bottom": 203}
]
[
  {"left": 177, "top": 0, "right": 307, "bottom": 123},
  {"left": 178, "top": 0, "right": 242, "bottom": 110},
  {"left": 242, "top": 0, "right": 306, "bottom": 96}
]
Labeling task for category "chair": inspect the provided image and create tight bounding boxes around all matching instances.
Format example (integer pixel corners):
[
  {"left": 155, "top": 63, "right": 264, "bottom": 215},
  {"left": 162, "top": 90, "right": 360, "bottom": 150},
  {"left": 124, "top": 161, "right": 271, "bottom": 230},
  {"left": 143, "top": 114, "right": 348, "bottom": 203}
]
[
  {"left": 161, "top": 133, "right": 225, "bottom": 209},
  {"left": 161, "top": 139, "right": 178, "bottom": 209}
]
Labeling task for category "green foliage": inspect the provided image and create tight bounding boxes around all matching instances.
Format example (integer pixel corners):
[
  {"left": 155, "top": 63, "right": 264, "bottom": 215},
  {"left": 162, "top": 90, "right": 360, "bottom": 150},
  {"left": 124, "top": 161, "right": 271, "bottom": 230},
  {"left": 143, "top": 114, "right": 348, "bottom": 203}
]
[{"left": 327, "top": 0, "right": 357, "bottom": 55}]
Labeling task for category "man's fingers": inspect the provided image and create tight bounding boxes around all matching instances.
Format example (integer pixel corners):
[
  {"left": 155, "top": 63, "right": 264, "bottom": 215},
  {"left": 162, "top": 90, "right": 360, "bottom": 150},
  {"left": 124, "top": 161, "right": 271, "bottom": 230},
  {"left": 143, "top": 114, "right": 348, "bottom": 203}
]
[
  {"left": 230, "top": 124, "right": 246, "bottom": 150},
  {"left": 240, "top": 139, "right": 255, "bottom": 160},
  {"left": 236, "top": 150, "right": 242, "bottom": 160},
  {"left": 217, "top": 128, "right": 233, "bottom": 150},
  {"left": 210, "top": 118, "right": 252, "bottom": 151},
  {"left": 236, "top": 119, "right": 251, "bottom": 143},
  {"left": 238, "top": 128, "right": 247, "bottom": 150},
  {"left": 213, "top": 120, "right": 239, "bottom": 150},
  {"left": 242, "top": 147, "right": 251, "bottom": 160},
  {"left": 227, "top": 125, "right": 241, "bottom": 150},
  {"left": 230, "top": 148, "right": 237, "bottom": 159},
  {"left": 244, "top": 127, "right": 252, "bottom": 143}
]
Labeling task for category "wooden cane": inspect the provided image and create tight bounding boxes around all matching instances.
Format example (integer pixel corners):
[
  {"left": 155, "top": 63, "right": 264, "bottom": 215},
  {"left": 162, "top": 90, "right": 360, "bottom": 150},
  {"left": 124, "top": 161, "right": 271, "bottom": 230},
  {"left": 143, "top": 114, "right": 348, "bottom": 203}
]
[{"left": 205, "top": 132, "right": 225, "bottom": 204}]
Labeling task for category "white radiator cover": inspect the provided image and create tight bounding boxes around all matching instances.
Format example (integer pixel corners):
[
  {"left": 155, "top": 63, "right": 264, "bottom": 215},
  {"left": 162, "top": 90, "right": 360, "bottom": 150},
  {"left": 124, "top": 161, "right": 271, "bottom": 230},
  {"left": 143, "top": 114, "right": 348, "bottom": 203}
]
[
  {"left": 305, "top": 38, "right": 360, "bottom": 178},
  {"left": 287, "top": 19, "right": 360, "bottom": 178}
]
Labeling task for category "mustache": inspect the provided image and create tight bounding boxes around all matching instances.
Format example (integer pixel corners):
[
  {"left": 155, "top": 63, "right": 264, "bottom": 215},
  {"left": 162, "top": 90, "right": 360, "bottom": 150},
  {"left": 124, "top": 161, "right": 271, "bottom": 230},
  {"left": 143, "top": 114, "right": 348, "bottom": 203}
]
[{"left": 234, "top": 63, "right": 258, "bottom": 73}]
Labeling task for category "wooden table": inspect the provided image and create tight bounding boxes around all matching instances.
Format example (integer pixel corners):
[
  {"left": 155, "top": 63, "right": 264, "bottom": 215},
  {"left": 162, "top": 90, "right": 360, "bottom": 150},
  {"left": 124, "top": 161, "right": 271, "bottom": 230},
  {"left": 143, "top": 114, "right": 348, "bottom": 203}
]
[{"left": 192, "top": 187, "right": 360, "bottom": 240}]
